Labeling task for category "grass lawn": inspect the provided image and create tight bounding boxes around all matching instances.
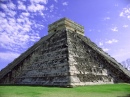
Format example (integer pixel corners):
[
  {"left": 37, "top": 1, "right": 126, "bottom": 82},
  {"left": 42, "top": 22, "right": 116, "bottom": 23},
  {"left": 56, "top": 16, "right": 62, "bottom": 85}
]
[{"left": 0, "top": 83, "right": 130, "bottom": 97}]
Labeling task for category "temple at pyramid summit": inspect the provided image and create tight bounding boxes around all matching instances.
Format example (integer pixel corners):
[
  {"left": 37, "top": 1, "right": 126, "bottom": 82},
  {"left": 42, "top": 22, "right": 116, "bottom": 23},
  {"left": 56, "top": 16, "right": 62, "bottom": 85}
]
[{"left": 0, "top": 18, "right": 130, "bottom": 87}]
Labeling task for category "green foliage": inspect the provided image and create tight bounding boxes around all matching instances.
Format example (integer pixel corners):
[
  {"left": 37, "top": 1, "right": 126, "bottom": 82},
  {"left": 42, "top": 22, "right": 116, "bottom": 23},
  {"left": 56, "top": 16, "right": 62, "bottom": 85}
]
[{"left": 0, "top": 84, "right": 130, "bottom": 97}]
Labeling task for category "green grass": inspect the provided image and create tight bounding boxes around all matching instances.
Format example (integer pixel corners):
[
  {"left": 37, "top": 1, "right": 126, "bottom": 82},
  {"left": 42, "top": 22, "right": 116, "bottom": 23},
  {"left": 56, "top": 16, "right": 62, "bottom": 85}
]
[{"left": 0, "top": 83, "right": 130, "bottom": 97}]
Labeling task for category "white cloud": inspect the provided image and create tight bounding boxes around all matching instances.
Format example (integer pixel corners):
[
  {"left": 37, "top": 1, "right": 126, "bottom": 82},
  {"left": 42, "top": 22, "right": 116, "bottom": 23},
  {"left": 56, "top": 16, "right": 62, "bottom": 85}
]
[
  {"left": 21, "top": 12, "right": 30, "bottom": 17},
  {"left": 103, "top": 48, "right": 109, "bottom": 52},
  {"left": 123, "top": 25, "right": 128, "bottom": 28},
  {"left": 119, "top": 12, "right": 124, "bottom": 17},
  {"left": 62, "top": 2, "right": 68, "bottom": 6},
  {"left": 27, "top": 0, "right": 47, "bottom": 13},
  {"left": 0, "top": 33, "right": 14, "bottom": 44},
  {"left": 127, "top": 15, "right": 130, "bottom": 19},
  {"left": 50, "top": 4, "right": 54, "bottom": 12},
  {"left": 18, "top": 1, "right": 26, "bottom": 10},
  {"left": 105, "top": 39, "right": 118, "bottom": 44},
  {"left": 30, "top": 0, "right": 48, "bottom": 4},
  {"left": 0, "top": 12, "right": 6, "bottom": 17},
  {"left": 119, "top": 5, "right": 130, "bottom": 20},
  {"left": 8, "top": 10, "right": 16, "bottom": 17},
  {"left": 0, "top": 3, "right": 16, "bottom": 17},
  {"left": 0, "top": 1, "right": 43, "bottom": 51},
  {"left": 111, "top": 27, "right": 118, "bottom": 32},
  {"left": 7, "top": 1, "right": 16, "bottom": 9},
  {"left": 0, "top": 3, "right": 8, "bottom": 10},
  {"left": 28, "top": 3, "right": 45, "bottom": 12},
  {"left": 0, "top": 52, "right": 20, "bottom": 61},
  {"left": 99, "top": 42, "right": 103, "bottom": 46},
  {"left": 0, "top": 0, "right": 68, "bottom": 52}
]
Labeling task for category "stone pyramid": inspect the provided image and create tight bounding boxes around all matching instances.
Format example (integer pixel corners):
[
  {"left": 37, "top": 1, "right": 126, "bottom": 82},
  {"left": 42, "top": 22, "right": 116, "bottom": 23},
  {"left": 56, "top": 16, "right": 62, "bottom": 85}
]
[{"left": 0, "top": 18, "right": 130, "bottom": 87}]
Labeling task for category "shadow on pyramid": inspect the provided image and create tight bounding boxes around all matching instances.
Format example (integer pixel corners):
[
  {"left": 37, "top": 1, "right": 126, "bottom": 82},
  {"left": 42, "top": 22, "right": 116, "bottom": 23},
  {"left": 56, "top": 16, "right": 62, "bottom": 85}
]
[{"left": 0, "top": 18, "right": 130, "bottom": 87}]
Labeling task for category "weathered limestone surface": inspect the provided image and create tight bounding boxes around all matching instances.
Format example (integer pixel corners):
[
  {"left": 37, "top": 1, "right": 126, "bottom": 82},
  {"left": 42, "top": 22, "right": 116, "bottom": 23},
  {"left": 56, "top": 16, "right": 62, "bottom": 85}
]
[
  {"left": 0, "top": 18, "right": 130, "bottom": 87},
  {"left": 67, "top": 30, "right": 130, "bottom": 85},
  {"left": 48, "top": 18, "right": 84, "bottom": 36},
  {"left": 0, "top": 31, "right": 71, "bottom": 86}
]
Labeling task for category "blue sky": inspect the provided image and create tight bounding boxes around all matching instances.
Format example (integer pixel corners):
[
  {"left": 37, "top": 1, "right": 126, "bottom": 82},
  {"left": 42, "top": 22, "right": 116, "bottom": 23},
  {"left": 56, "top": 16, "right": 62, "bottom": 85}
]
[{"left": 0, "top": 0, "right": 130, "bottom": 70}]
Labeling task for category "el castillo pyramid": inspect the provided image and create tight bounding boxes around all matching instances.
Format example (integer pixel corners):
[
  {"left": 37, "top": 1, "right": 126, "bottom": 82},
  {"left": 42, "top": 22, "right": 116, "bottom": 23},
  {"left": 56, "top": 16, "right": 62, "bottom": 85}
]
[{"left": 0, "top": 18, "right": 130, "bottom": 87}]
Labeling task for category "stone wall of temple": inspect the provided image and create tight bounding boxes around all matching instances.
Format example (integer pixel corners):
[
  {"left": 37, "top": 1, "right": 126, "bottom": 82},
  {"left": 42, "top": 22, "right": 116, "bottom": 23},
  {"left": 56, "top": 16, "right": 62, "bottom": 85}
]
[
  {"left": 0, "top": 31, "right": 71, "bottom": 86},
  {"left": 67, "top": 30, "right": 130, "bottom": 86}
]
